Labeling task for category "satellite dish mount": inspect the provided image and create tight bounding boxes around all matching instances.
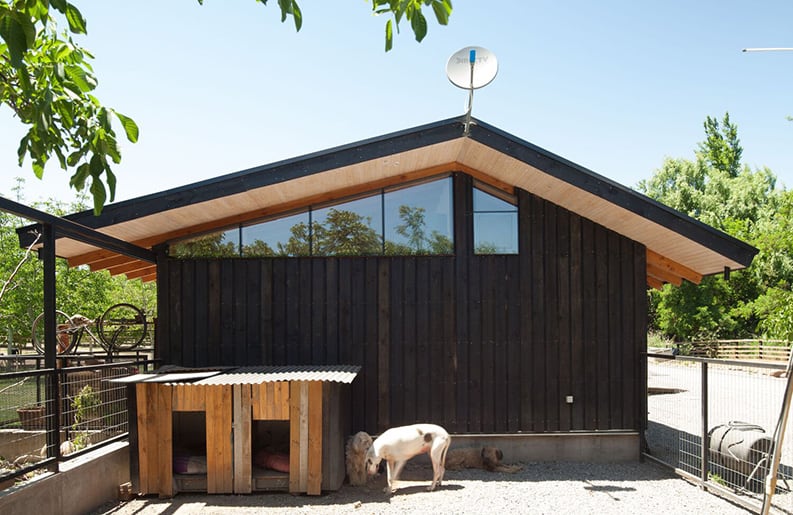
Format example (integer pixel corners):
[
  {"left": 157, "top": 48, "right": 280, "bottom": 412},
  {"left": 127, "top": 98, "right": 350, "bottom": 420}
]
[{"left": 446, "top": 46, "right": 498, "bottom": 136}]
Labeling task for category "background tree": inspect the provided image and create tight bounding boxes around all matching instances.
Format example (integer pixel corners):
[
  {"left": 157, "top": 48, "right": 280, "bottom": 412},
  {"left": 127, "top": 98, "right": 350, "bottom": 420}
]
[
  {"left": 0, "top": 182, "right": 155, "bottom": 348},
  {"left": 0, "top": 1, "right": 452, "bottom": 213},
  {"left": 750, "top": 189, "right": 793, "bottom": 340},
  {"left": 639, "top": 112, "right": 792, "bottom": 341}
]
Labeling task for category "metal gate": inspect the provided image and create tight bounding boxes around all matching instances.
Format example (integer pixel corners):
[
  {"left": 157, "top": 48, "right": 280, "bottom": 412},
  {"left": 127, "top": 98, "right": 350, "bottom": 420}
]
[{"left": 645, "top": 352, "right": 793, "bottom": 514}]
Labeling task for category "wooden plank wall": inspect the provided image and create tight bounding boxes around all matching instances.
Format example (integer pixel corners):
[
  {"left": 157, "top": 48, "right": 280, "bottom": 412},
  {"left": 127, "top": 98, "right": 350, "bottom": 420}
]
[{"left": 157, "top": 180, "right": 647, "bottom": 436}]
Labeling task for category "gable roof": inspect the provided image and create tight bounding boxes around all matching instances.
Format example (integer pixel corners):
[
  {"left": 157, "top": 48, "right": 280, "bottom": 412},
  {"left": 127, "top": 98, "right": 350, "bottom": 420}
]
[{"left": 18, "top": 116, "right": 757, "bottom": 286}]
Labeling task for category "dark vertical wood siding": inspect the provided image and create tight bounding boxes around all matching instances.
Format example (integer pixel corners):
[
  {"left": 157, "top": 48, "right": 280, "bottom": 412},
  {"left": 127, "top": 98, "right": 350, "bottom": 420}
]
[{"left": 157, "top": 179, "right": 647, "bottom": 435}]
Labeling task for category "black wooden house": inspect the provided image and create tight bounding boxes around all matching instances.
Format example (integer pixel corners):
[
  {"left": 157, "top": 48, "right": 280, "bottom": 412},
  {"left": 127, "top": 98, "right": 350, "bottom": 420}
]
[{"left": 18, "top": 117, "right": 757, "bottom": 460}]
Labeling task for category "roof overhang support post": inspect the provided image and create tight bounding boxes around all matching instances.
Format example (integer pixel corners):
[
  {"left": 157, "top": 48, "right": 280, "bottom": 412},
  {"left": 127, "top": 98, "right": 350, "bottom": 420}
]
[
  {"left": 723, "top": 266, "right": 731, "bottom": 281},
  {"left": 41, "top": 222, "right": 61, "bottom": 467}
]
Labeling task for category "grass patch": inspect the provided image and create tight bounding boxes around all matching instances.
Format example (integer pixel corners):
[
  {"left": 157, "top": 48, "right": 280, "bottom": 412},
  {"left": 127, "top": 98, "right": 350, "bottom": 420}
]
[{"left": 0, "top": 374, "right": 47, "bottom": 426}]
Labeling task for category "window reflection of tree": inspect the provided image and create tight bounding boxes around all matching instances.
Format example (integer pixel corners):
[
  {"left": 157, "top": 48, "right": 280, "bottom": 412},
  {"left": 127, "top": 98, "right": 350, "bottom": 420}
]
[
  {"left": 171, "top": 232, "right": 239, "bottom": 258},
  {"left": 171, "top": 177, "right": 455, "bottom": 258},
  {"left": 387, "top": 206, "right": 452, "bottom": 255},
  {"left": 245, "top": 206, "right": 452, "bottom": 257}
]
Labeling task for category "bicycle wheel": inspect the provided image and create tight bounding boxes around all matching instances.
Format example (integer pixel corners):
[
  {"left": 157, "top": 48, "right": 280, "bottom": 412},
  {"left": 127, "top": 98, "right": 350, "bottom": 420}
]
[
  {"left": 31, "top": 310, "right": 80, "bottom": 354},
  {"left": 98, "top": 303, "right": 148, "bottom": 351}
]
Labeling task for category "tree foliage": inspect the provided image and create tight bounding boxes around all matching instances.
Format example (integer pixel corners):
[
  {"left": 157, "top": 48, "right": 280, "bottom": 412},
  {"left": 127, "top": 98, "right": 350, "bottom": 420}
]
[
  {"left": 1, "top": 1, "right": 453, "bottom": 213},
  {"left": 639, "top": 113, "right": 793, "bottom": 341},
  {"left": 0, "top": 182, "right": 156, "bottom": 348},
  {"left": 0, "top": 0, "right": 139, "bottom": 215}
]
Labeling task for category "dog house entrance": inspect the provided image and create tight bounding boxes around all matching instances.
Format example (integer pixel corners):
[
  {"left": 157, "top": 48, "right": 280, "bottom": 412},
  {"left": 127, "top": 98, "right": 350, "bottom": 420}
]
[
  {"left": 251, "top": 420, "right": 291, "bottom": 490},
  {"left": 172, "top": 411, "right": 209, "bottom": 492}
]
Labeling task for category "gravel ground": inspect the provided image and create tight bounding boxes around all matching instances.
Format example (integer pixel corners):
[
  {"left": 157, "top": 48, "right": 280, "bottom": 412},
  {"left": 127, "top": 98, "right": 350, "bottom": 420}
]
[{"left": 89, "top": 460, "right": 753, "bottom": 515}]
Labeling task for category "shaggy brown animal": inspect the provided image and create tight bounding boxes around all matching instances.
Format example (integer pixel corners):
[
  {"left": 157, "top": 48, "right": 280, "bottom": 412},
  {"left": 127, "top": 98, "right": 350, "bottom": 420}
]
[
  {"left": 345, "top": 431, "right": 373, "bottom": 486},
  {"left": 444, "top": 446, "right": 523, "bottom": 473}
]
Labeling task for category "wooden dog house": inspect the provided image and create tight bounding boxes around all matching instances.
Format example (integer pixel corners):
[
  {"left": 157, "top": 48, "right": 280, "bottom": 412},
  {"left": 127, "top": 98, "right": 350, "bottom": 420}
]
[{"left": 125, "top": 365, "right": 359, "bottom": 497}]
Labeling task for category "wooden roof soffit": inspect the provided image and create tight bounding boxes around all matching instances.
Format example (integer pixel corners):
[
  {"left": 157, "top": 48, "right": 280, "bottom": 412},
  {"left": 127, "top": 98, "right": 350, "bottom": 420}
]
[
  {"left": 66, "top": 164, "right": 467, "bottom": 270},
  {"left": 646, "top": 275, "right": 664, "bottom": 291},
  {"left": 124, "top": 264, "right": 157, "bottom": 281},
  {"left": 646, "top": 248, "right": 704, "bottom": 290}
]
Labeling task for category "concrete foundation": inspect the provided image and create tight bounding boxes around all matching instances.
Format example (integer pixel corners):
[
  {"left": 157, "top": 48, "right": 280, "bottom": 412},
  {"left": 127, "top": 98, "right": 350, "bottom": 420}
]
[
  {"left": 450, "top": 432, "right": 641, "bottom": 462},
  {"left": 408, "top": 431, "right": 641, "bottom": 466},
  {"left": 0, "top": 441, "right": 129, "bottom": 515}
]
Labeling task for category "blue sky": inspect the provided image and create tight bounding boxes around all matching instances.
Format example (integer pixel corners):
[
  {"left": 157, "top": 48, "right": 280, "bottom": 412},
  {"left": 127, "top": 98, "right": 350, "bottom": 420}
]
[{"left": 2, "top": 1, "right": 793, "bottom": 205}]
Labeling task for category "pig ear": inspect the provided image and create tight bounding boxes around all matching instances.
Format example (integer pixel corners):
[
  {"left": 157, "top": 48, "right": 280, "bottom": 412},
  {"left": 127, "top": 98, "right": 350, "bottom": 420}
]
[{"left": 497, "top": 449, "right": 503, "bottom": 460}]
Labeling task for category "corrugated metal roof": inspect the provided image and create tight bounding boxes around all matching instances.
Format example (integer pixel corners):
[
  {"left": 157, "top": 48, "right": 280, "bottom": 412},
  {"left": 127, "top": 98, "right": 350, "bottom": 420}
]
[
  {"left": 106, "top": 370, "right": 224, "bottom": 383},
  {"left": 193, "top": 365, "right": 361, "bottom": 385},
  {"left": 110, "top": 365, "right": 362, "bottom": 385}
]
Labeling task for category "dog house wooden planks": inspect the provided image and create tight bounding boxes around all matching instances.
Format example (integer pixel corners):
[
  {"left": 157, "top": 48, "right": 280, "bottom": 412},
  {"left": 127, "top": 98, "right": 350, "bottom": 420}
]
[
  {"left": 134, "top": 382, "right": 175, "bottom": 497},
  {"left": 172, "top": 382, "right": 206, "bottom": 410},
  {"left": 288, "top": 380, "right": 323, "bottom": 495},
  {"left": 204, "top": 385, "right": 233, "bottom": 494},
  {"left": 252, "top": 381, "right": 289, "bottom": 420},
  {"left": 232, "top": 383, "right": 252, "bottom": 494},
  {"left": 124, "top": 365, "right": 359, "bottom": 498}
]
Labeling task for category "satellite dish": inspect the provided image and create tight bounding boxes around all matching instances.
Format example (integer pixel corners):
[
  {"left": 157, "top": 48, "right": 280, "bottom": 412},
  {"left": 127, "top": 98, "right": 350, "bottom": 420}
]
[
  {"left": 446, "top": 46, "right": 499, "bottom": 90},
  {"left": 445, "top": 46, "right": 498, "bottom": 135}
]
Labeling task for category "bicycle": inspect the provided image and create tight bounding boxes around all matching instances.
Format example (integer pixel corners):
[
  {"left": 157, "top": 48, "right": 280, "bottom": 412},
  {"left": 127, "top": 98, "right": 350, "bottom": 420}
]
[{"left": 31, "top": 303, "right": 148, "bottom": 354}]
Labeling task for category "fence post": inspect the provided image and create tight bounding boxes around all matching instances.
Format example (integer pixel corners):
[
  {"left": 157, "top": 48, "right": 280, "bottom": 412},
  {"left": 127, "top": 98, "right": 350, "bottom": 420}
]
[
  {"left": 42, "top": 222, "right": 61, "bottom": 471},
  {"left": 701, "top": 361, "right": 709, "bottom": 485}
]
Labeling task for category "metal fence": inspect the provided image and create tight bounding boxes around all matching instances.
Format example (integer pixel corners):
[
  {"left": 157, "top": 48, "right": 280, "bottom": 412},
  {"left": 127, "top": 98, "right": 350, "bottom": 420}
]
[
  {"left": 646, "top": 352, "right": 793, "bottom": 514},
  {"left": 0, "top": 355, "right": 156, "bottom": 488}
]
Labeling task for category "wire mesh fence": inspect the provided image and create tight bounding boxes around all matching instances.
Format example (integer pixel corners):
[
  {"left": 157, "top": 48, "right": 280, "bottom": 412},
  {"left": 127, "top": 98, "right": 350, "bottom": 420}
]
[
  {"left": 0, "top": 356, "right": 154, "bottom": 489},
  {"left": 646, "top": 353, "right": 793, "bottom": 514}
]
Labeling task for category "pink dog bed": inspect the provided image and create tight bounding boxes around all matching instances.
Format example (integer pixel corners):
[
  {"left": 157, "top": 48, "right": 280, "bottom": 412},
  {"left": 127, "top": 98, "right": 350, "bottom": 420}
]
[{"left": 254, "top": 449, "right": 289, "bottom": 473}]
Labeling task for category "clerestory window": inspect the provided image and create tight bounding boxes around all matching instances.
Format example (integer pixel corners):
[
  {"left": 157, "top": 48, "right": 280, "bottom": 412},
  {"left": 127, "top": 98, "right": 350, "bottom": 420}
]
[{"left": 169, "top": 176, "right": 454, "bottom": 258}]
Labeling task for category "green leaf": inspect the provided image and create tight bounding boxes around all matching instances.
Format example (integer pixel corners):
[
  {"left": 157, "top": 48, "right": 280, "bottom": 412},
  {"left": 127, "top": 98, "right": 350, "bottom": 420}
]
[
  {"left": 106, "top": 168, "right": 117, "bottom": 202},
  {"left": 98, "top": 107, "right": 110, "bottom": 130},
  {"left": 104, "top": 134, "right": 122, "bottom": 164},
  {"left": 90, "top": 177, "right": 106, "bottom": 215},
  {"left": 385, "top": 19, "right": 393, "bottom": 52},
  {"left": 431, "top": 0, "right": 452, "bottom": 25},
  {"left": 64, "top": 64, "right": 94, "bottom": 92},
  {"left": 50, "top": 0, "right": 69, "bottom": 13},
  {"left": 275, "top": 0, "right": 302, "bottom": 31},
  {"left": 277, "top": 0, "right": 289, "bottom": 22},
  {"left": 0, "top": 13, "right": 36, "bottom": 68},
  {"left": 16, "top": 134, "right": 30, "bottom": 165},
  {"left": 410, "top": 10, "right": 427, "bottom": 42},
  {"left": 66, "top": 150, "right": 83, "bottom": 167},
  {"left": 291, "top": 2, "right": 302, "bottom": 31},
  {"left": 64, "top": 3, "right": 87, "bottom": 34},
  {"left": 71, "top": 162, "right": 90, "bottom": 190},
  {"left": 32, "top": 161, "right": 44, "bottom": 179},
  {"left": 114, "top": 111, "right": 139, "bottom": 143}
]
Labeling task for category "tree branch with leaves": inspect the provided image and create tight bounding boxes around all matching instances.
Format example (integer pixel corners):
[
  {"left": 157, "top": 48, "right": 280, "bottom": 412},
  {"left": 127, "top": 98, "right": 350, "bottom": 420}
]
[
  {"left": 1, "top": 1, "right": 451, "bottom": 213},
  {"left": 1, "top": 1, "right": 139, "bottom": 215}
]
